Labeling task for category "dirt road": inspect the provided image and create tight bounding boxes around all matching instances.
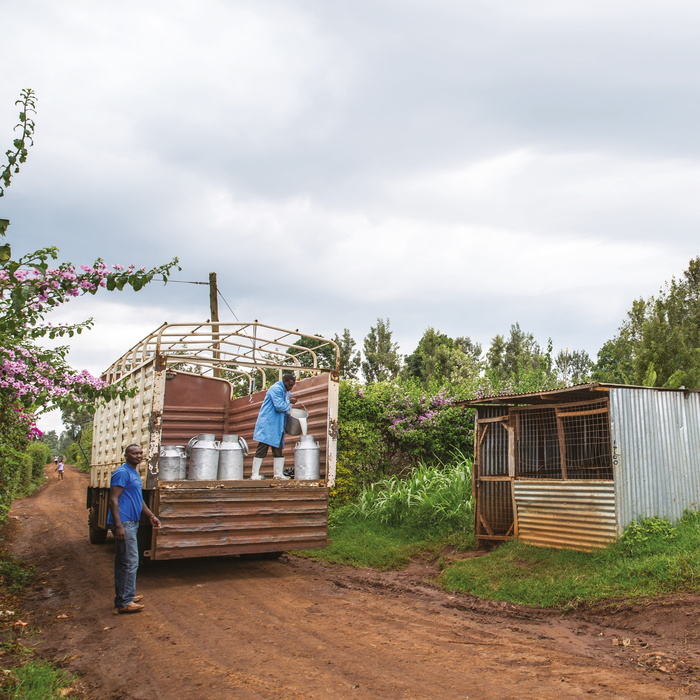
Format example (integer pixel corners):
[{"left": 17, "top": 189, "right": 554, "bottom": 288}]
[{"left": 7, "top": 465, "right": 700, "bottom": 699}]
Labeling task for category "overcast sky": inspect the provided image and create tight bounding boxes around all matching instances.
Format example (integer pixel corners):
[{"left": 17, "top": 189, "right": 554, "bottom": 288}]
[{"left": 3, "top": 0, "right": 700, "bottom": 433}]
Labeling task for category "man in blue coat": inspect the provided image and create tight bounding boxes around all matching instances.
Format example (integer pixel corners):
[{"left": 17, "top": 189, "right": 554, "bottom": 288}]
[{"left": 252, "top": 373, "right": 298, "bottom": 479}]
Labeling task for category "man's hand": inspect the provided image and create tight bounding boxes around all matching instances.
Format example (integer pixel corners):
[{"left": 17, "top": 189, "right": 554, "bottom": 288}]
[
  {"left": 150, "top": 515, "right": 161, "bottom": 529},
  {"left": 115, "top": 524, "right": 126, "bottom": 541},
  {"left": 290, "top": 397, "right": 298, "bottom": 405}
]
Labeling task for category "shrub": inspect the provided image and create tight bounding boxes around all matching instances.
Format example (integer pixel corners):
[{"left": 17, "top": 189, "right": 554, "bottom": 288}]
[
  {"left": 26, "top": 442, "right": 51, "bottom": 482},
  {"left": 349, "top": 453, "right": 474, "bottom": 532}
]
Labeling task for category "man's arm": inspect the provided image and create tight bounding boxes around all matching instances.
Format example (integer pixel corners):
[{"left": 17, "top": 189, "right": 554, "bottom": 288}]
[
  {"left": 109, "top": 485, "right": 125, "bottom": 541},
  {"left": 141, "top": 501, "right": 161, "bottom": 529}
]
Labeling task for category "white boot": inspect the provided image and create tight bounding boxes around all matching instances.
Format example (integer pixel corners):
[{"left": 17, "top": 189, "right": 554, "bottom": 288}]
[
  {"left": 251, "top": 457, "right": 265, "bottom": 480},
  {"left": 273, "top": 457, "right": 289, "bottom": 479}
]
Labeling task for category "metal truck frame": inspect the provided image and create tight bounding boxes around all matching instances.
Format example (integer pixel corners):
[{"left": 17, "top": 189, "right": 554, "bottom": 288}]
[{"left": 87, "top": 321, "right": 339, "bottom": 561}]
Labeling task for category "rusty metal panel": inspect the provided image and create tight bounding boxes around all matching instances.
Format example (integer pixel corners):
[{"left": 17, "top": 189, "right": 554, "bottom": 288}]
[
  {"left": 151, "top": 483, "right": 328, "bottom": 560},
  {"left": 514, "top": 481, "right": 617, "bottom": 550},
  {"left": 609, "top": 387, "right": 700, "bottom": 530},
  {"left": 228, "top": 373, "right": 335, "bottom": 482}
]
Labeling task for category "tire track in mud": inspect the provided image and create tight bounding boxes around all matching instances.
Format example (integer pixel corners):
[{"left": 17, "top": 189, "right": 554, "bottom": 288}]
[{"left": 7, "top": 467, "right": 700, "bottom": 699}]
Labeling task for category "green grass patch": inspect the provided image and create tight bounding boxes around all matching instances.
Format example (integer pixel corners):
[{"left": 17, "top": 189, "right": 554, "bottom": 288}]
[
  {"left": 302, "top": 515, "right": 474, "bottom": 569},
  {"left": 0, "top": 552, "right": 34, "bottom": 595},
  {"left": 442, "top": 513, "right": 700, "bottom": 608},
  {"left": 2, "top": 659, "right": 75, "bottom": 699},
  {"left": 303, "top": 455, "right": 475, "bottom": 569}
]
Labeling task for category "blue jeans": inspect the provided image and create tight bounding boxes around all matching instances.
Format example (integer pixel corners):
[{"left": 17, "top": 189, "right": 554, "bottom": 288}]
[{"left": 113, "top": 521, "right": 139, "bottom": 608}]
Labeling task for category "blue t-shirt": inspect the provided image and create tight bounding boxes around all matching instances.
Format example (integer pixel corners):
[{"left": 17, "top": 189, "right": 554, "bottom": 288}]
[{"left": 107, "top": 463, "right": 143, "bottom": 524}]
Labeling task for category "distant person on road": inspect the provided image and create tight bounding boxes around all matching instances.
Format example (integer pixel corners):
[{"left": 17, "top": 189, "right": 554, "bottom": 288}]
[
  {"left": 55, "top": 458, "right": 65, "bottom": 480},
  {"left": 108, "top": 444, "right": 161, "bottom": 614},
  {"left": 54, "top": 456, "right": 58, "bottom": 466},
  {"left": 251, "top": 373, "right": 298, "bottom": 480}
]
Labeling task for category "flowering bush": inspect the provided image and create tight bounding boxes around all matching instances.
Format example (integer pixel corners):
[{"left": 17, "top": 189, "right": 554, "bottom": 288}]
[
  {"left": 335, "top": 380, "right": 475, "bottom": 501},
  {"left": 0, "top": 88, "right": 180, "bottom": 519}
]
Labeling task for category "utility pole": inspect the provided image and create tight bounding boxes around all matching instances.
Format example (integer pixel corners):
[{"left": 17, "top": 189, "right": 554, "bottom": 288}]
[{"left": 209, "top": 272, "right": 221, "bottom": 378}]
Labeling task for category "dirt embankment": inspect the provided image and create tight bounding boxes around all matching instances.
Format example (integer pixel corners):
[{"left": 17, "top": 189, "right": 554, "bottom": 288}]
[{"left": 5, "top": 466, "right": 700, "bottom": 699}]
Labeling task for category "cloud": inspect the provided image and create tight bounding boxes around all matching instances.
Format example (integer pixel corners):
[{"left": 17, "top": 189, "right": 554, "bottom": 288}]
[{"left": 3, "top": 0, "right": 700, "bottom": 438}]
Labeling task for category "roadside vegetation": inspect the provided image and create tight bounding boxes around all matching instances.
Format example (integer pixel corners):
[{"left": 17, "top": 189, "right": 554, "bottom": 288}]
[
  {"left": 0, "top": 550, "right": 77, "bottom": 699},
  {"left": 313, "top": 474, "right": 700, "bottom": 610}
]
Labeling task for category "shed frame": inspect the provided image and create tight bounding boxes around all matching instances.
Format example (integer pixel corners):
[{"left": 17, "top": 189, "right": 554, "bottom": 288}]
[{"left": 461, "top": 383, "right": 700, "bottom": 550}]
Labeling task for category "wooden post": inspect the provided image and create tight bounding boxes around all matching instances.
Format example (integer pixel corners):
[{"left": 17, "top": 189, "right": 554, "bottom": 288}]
[{"left": 209, "top": 272, "right": 221, "bottom": 378}]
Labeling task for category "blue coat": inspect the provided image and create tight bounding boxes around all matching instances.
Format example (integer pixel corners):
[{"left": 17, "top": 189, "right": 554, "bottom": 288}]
[{"left": 253, "top": 380, "right": 291, "bottom": 448}]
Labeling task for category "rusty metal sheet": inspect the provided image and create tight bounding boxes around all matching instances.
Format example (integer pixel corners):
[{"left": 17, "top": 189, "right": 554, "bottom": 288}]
[
  {"left": 229, "top": 373, "right": 334, "bottom": 481},
  {"left": 609, "top": 387, "right": 700, "bottom": 529},
  {"left": 151, "top": 484, "right": 328, "bottom": 560},
  {"left": 514, "top": 481, "right": 617, "bottom": 551}
]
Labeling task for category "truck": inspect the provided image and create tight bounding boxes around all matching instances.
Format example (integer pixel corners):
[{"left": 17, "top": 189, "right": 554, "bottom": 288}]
[{"left": 87, "top": 321, "right": 339, "bottom": 561}]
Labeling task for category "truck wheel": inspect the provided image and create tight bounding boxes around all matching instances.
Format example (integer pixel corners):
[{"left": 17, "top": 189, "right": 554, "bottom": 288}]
[
  {"left": 89, "top": 523, "right": 108, "bottom": 544},
  {"left": 88, "top": 506, "right": 108, "bottom": 544}
]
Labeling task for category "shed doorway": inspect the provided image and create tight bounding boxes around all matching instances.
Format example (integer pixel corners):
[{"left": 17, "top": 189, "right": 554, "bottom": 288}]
[{"left": 474, "top": 414, "right": 515, "bottom": 540}]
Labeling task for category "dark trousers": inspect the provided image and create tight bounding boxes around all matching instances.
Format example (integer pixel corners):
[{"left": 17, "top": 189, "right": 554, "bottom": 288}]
[{"left": 255, "top": 442, "right": 283, "bottom": 458}]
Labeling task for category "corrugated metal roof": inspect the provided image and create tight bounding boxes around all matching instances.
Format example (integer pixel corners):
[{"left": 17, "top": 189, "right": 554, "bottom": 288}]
[{"left": 459, "top": 382, "right": 700, "bottom": 407}]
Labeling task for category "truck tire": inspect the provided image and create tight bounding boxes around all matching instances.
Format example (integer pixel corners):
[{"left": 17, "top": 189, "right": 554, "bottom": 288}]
[
  {"left": 89, "top": 523, "right": 108, "bottom": 544},
  {"left": 88, "top": 506, "right": 108, "bottom": 544}
]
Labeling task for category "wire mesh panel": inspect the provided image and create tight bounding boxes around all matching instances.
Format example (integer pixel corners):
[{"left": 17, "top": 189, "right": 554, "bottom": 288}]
[
  {"left": 514, "top": 398, "right": 612, "bottom": 480},
  {"left": 474, "top": 408, "right": 514, "bottom": 538},
  {"left": 477, "top": 418, "right": 509, "bottom": 477},
  {"left": 556, "top": 400, "right": 613, "bottom": 479},
  {"left": 476, "top": 480, "right": 514, "bottom": 537},
  {"left": 515, "top": 407, "right": 561, "bottom": 478}
]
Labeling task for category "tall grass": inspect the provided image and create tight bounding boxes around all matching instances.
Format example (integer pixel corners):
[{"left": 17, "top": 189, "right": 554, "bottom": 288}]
[
  {"left": 300, "top": 453, "right": 475, "bottom": 568},
  {"left": 348, "top": 452, "right": 473, "bottom": 531}
]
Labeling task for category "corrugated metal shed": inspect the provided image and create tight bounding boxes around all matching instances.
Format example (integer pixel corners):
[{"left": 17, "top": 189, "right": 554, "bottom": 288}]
[
  {"left": 610, "top": 387, "right": 700, "bottom": 529},
  {"left": 467, "top": 383, "right": 700, "bottom": 551}
]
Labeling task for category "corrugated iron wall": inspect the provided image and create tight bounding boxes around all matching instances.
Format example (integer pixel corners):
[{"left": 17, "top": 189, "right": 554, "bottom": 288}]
[
  {"left": 514, "top": 481, "right": 617, "bottom": 550},
  {"left": 152, "top": 483, "right": 328, "bottom": 559},
  {"left": 610, "top": 387, "right": 700, "bottom": 530},
  {"left": 229, "top": 373, "right": 333, "bottom": 481}
]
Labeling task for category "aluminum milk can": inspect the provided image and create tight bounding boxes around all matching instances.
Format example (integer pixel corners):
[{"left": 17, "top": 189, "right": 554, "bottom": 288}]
[
  {"left": 187, "top": 433, "right": 219, "bottom": 480},
  {"left": 294, "top": 434, "right": 320, "bottom": 480},
  {"left": 159, "top": 444, "right": 186, "bottom": 480},
  {"left": 217, "top": 434, "right": 249, "bottom": 480}
]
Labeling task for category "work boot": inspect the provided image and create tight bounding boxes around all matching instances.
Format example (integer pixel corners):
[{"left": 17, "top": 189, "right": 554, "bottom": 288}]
[
  {"left": 273, "top": 457, "right": 289, "bottom": 479},
  {"left": 251, "top": 457, "right": 265, "bottom": 480}
]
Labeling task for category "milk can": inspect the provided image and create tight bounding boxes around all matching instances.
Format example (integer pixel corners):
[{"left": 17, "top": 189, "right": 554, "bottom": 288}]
[
  {"left": 294, "top": 434, "right": 320, "bottom": 480},
  {"left": 217, "top": 434, "right": 249, "bottom": 480},
  {"left": 187, "top": 433, "right": 219, "bottom": 480},
  {"left": 159, "top": 444, "right": 186, "bottom": 480}
]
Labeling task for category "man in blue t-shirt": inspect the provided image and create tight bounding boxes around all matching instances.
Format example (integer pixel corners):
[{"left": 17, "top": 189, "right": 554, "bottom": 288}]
[{"left": 108, "top": 444, "right": 160, "bottom": 614}]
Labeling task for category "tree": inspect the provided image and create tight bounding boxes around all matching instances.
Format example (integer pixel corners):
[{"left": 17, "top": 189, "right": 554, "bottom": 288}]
[
  {"left": 403, "top": 327, "right": 477, "bottom": 387},
  {"left": 39, "top": 429, "right": 59, "bottom": 453},
  {"left": 0, "top": 90, "right": 180, "bottom": 419},
  {"left": 333, "top": 328, "right": 361, "bottom": 379},
  {"left": 0, "top": 89, "right": 179, "bottom": 516},
  {"left": 288, "top": 334, "right": 338, "bottom": 370},
  {"left": 362, "top": 318, "right": 401, "bottom": 383},
  {"left": 594, "top": 257, "right": 700, "bottom": 388},
  {"left": 554, "top": 349, "right": 593, "bottom": 385}
]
